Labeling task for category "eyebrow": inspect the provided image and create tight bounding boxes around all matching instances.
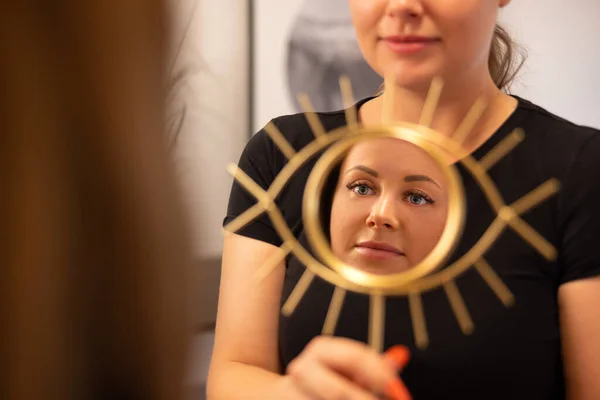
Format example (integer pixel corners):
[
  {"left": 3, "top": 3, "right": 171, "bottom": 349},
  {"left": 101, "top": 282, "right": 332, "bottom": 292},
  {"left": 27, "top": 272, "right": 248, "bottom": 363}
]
[
  {"left": 404, "top": 174, "right": 441, "bottom": 189},
  {"left": 345, "top": 166, "right": 441, "bottom": 189},
  {"left": 346, "top": 165, "right": 379, "bottom": 177}
]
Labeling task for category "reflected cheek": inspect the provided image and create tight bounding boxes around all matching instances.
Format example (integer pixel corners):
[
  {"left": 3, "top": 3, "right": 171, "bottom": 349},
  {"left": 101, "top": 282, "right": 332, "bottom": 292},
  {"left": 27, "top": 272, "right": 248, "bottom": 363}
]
[
  {"left": 403, "top": 213, "right": 447, "bottom": 254},
  {"left": 330, "top": 209, "right": 364, "bottom": 256}
]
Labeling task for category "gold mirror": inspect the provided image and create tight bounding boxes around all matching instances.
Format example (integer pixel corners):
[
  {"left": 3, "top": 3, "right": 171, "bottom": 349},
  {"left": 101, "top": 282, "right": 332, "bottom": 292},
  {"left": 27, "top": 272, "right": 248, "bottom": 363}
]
[
  {"left": 224, "top": 76, "right": 561, "bottom": 351},
  {"left": 306, "top": 131, "right": 462, "bottom": 284}
]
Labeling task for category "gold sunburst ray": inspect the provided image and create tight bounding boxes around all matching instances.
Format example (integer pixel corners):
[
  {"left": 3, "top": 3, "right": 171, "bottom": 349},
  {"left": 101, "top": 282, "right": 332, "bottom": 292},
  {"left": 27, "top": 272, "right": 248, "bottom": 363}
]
[
  {"left": 255, "top": 243, "right": 292, "bottom": 283},
  {"left": 419, "top": 76, "right": 444, "bottom": 128},
  {"left": 474, "top": 258, "right": 515, "bottom": 306},
  {"left": 226, "top": 164, "right": 272, "bottom": 211},
  {"left": 495, "top": 178, "right": 560, "bottom": 261},
  {"left": 381, "top": 75, "right": 397, "bottom": 123},
  {"left": 479, "top": 128, "right": 525, "bottom": 171},
  {"left": 339, "top": 75, "right": 358, "bottom": 128},
  {"left": 507, "top": 217, "right": 557, "bottom": 260},
  {"left": 452, "top": 97, "right": 488, "bottom": 145},
  {"left": 409, "top": 292, "right": 429, "bottom": 349},
  {"left": 264, "top": 121, "right": 296, "bottom": 160},
  {"left": 510, "top": 179, "right": 561, "bottom": 216},
  {"left": 298, "top": 93, "right": 326, "bottom": 138},
  {"left": 369, "top": 292, "right": 386, "bottom": 353},
  {"left": 444, "top": 280, "right": 474, "bottom": 335},
  {"left": 322, "top": 287, "right": 347, "bottom": 336},
  {"left": 282, "top": 270, "right": 315, "bottom": 316},
  {"left": 222, "top": 203, "right": 266, "bottom": 235}
]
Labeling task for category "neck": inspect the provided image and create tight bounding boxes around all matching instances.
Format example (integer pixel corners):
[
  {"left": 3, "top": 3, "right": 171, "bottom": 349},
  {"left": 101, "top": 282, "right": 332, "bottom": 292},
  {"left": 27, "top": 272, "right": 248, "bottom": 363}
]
[{"left": 362, "top": 74, "right": 515, "bottom": 153}]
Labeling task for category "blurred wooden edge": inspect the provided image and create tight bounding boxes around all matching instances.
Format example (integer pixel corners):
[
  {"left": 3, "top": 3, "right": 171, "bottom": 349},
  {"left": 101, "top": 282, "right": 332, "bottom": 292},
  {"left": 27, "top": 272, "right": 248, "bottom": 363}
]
[{"left": 193, "top": 257, "right": 222, "bottom": 334}]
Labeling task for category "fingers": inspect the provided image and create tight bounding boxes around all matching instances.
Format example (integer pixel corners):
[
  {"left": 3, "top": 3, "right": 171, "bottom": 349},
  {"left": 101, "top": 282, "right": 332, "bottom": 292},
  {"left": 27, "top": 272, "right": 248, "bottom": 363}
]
[
  {"left": 304, "top": 337, "right": 397, "bottom": 388},
  {"left": 289, "top": 359, "right": 380, "bottom": 400},
  {"left": 287, "top": 336, "right": 412, "bottom": 400}
]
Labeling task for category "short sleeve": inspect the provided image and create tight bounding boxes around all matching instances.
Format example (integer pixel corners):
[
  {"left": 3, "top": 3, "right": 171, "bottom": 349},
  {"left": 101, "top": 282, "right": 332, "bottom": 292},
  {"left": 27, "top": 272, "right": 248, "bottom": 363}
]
[
  {"left": 558, "top": 132, "right": 600, "bottom": 284},
  {"left": 223, "top": 126, "right": 283, "bottom": 247}
]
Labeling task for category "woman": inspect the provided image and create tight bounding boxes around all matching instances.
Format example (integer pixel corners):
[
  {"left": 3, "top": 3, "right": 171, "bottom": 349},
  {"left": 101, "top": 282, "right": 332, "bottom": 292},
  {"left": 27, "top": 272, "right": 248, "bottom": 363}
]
[
  {"left": 329, "top": 138, "right": 449, "bottom": 275},
  {"left": 1, "top": 1, "right": 193, "bottom": 399},
  {"left": 209, "top": 1, "right": 600, "bottom": 399}
]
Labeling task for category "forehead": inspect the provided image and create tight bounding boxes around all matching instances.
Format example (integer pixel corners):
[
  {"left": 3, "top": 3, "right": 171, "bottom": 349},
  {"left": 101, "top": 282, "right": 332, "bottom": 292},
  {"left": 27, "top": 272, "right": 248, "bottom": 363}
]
[{"left": 341, "top": 137, "right": 446, "bottom": 180}]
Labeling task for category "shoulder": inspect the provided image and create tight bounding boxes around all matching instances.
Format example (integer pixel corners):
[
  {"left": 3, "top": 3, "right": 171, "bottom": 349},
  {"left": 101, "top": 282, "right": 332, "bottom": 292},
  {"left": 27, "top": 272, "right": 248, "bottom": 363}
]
[
  {"left": 232, "top": 106, "right": 352, "bottom": 196},
  {"left": 259, "top": 109, "right": 348, "bottom": 150},
  {"left": 243, "top": 107, "right": 352, "bottom": 169},
  {"left": 510, "top": 96, "right": 600, "bottom": 188},
  {"left": 516, "top": 96, "right": 600, "bottom": 153}
]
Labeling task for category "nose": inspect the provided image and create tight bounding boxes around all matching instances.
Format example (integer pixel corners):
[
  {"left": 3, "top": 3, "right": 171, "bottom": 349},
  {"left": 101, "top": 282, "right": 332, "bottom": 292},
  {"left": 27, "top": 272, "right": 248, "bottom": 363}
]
[
  {"left": 386, "top": 0, "right": 424, "bottom": 19},
  {"left": 366, "top": 194, "right": 401, "bottom": 230}
]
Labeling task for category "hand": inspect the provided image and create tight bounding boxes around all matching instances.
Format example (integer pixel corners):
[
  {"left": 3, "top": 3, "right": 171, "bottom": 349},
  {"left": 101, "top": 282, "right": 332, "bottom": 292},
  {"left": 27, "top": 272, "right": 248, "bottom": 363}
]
[{"left": 286, "top": 336, "right": 411, "bottom": 400}]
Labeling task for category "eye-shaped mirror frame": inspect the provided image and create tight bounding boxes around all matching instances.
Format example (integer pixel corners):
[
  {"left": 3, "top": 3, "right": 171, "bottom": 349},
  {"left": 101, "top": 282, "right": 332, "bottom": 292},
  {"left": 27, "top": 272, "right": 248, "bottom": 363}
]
[{"left": 303, "top": 125, "right": 466, "bottom": 294}]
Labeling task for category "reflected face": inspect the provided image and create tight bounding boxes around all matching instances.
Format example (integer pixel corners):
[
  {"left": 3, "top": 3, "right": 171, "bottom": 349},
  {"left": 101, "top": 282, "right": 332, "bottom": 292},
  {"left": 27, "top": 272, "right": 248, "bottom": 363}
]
[
  {"left": 330, "top": 138, "right": 448, "bottom": 274},
  {"left": 347, "top": 0, "right": 512, "bottom": 89}
]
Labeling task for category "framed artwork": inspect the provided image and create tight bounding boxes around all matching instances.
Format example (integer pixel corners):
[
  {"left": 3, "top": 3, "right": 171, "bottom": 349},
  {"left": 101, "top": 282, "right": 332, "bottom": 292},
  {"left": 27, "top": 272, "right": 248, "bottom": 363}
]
[{"left": 249, "top": 0, "right": 382, "bottom": 134}]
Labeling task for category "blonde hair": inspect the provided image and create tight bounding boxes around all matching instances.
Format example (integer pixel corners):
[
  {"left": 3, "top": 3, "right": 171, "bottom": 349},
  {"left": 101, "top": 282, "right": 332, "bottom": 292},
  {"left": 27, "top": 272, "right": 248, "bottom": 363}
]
[{"left": 489, "top": 24, "right": 526, "bottom": 91}]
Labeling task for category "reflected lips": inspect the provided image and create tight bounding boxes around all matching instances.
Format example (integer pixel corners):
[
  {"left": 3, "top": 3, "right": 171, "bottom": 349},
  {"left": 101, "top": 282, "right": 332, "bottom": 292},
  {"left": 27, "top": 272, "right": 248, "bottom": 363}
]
[
  {"left": 355, "top": 241, "right": 404, "bottom": 260},
  {"left": 382, "top": 35, "right": 439, "bottom": 55}
]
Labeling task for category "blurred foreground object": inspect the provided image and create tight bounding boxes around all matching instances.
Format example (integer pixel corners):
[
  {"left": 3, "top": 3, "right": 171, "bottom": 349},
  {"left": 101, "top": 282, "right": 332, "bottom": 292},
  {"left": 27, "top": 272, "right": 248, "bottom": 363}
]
[{"left": 0, "top": 1, "right": 194, "bottom": 399}]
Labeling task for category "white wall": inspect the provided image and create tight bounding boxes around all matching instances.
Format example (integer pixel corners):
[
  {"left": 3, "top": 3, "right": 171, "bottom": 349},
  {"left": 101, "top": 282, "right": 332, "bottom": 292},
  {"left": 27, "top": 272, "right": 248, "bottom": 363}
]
[
  {"left": 172, "top": 0, "right": 249, "bottom": 259},
  {"left": 499, "top": 0, "right": 600, "bottom": 128},
  {"left": 253, "top": 0, "right": 303, "bottom": 132}
]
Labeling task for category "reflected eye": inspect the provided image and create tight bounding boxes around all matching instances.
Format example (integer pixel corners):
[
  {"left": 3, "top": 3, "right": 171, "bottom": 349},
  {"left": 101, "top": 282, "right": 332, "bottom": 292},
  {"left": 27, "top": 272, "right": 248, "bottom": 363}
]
[
  {"left": 404, "top": 190, "right": 435, "bottom": 206},
  {"left": 347, "top": 182, "right": 375, "bottom": 196}
]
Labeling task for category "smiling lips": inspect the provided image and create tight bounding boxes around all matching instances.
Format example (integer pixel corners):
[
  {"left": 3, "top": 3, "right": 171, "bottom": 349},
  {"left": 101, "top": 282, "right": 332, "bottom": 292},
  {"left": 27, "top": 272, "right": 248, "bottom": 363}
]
[
  {"left": 354, "top": 241, "right": 404, "bottom": 260},
  {"left": 381, "top": 35, "right": 440, "bottom": 55}
]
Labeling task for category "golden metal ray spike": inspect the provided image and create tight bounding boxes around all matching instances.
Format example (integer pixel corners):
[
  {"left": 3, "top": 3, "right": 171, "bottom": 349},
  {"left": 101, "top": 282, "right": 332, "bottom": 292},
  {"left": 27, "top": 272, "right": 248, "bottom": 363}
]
[
  {"left": 452, "top": 97, "right": 488, "bottom": 145},
  {"left": 264, "top": 121, "right": 296, "bottom": 160},
  {"left": 223, "top": 203, "right": 266, "bottom": 235},
  {"left": 507, "top": 216, "right": 557, "bottom": 261},
  {"left": 297, "top": 93, "right": 326, "bottom": 138},
  {"left": 479, "top": 128, "right": 525, "bottom": 171},
  {"left": 282, "top": 270, "right": 315, "bottom": 316},
  {"left": 419, "top": 77, "right": 444, "bottom": 128},
  {"left": 369, "top": 292, "right": 386, "bottom": 353},
  {"left": 339, "top": 75, "right": 358, "bottom": 127},
  {"left": 510, "top": 179, "right": 561, "bottom": 216},
  {"left": 322, "top": 287, "right": 347, "bottom": 336},
  {"left": 254, "top": 243, "right": 292, "bottom": 283},
  {"left": 381, "top": 75, "right": 397, "bottom": 123},
  {"left": 474, "top": 259, "right": 515, "bottom": 306},
  {"left": 444, "top": 280, "right": 474, "bottom": 334},
  {"left": 409, "top": 292, "right": 429, "bottom": 349},
  {"left": 226, "top": 164, "right": 271, "bottom": 209}
]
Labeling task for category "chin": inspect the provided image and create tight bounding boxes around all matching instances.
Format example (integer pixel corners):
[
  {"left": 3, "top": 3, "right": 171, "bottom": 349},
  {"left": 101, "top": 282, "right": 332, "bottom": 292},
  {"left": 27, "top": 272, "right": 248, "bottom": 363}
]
[
  {"left": 351, "top": 258, "right": 411, "bottom": 275},
  {"left": 382, "top": 61, "right": 443, "bottom": 92}
]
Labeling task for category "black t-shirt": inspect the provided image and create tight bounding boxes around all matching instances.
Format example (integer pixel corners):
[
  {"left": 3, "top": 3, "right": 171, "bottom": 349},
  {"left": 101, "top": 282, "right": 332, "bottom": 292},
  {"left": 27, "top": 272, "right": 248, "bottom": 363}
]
[{"left": 224, "top": 96, "right": 600, "bottom": 400}]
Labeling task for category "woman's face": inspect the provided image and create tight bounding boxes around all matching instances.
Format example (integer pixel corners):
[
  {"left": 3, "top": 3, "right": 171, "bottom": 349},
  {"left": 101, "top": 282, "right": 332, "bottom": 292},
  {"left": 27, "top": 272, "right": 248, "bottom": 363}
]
[
  {"left": 348, "top": 0, "right": 512, "bottom": 89},
  {"left": 329, "top": 138, "right": 449, "bottom": 274}
]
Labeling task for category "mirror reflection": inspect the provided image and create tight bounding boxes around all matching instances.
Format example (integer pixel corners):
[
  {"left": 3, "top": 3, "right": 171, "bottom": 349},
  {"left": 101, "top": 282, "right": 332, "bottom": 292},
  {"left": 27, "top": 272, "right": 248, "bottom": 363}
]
[{"left": 322, "top": 137, "right": 449, "bottom": 275}]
